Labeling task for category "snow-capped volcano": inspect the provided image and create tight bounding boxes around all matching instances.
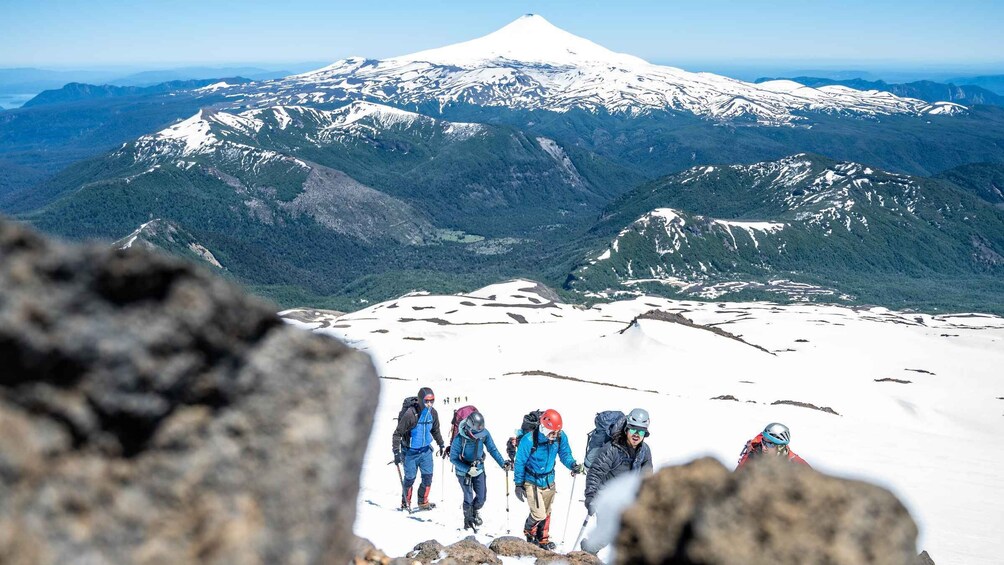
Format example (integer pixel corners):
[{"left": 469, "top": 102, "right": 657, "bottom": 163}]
[
  {"left": 239, "top": 14, "right": 965, "bottom": 124},
  {"left": 390, "top": 13, "right": 648, "bottom": 68}
]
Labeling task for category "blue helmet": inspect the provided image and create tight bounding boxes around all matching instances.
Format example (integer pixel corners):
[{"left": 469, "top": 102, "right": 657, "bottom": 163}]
[{"left": 762, "top": 422, "right": 791, "bottom": 445}]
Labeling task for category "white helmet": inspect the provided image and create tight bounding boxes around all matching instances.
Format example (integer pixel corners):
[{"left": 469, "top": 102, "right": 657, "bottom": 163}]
[
  {"left": 762, "top": 422, "right": 791, "bottom": 446},
  {"left": 626, "top": 408, "right": 650, "bottom": 431}
]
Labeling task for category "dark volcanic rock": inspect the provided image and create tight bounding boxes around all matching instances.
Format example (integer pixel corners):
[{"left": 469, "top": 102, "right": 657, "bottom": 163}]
[
  {"left": 445, "top": 536, "right": 501, "bottom": 564},
  {"left": 489, "top": 536, "right": 551, "bottom": 558},
  {"left": 0, "top": 218, "right": 379, "bottom": 564},
  {"left": 916, "top": 550, "right": 936, "bottom": 564},
  {"left": 616, "top": 457, "right": 918, "bottom": 565}
]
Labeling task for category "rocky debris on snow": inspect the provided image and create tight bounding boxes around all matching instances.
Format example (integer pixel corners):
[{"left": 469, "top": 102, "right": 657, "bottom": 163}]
[
  {"left": 915, "top": 550, "right": 936, "bottom": 564},
  {"left": 620, "top": 309, "right": 774, "bottom": 355},
  {"left": 710, "top": 394, "right": 740, "bottom": 401},
  {"left": 0, "top": 217, "right": 379, "bottom": 564},
  {"left": 505, "top": 370, "right": 658, "bottom": 394},
  {"left": 616, "top": 457, "right": 917, "bottom": 565},
  {"left": 771, "top": 399, "right": 841, "bottom": 415},
  {"left": 875, "top": 378, "right": 913, "bottom": 384},
  {"left": 507, "top": 312, "right": 529, "bottom": 323},
  {"left": 281, "top": 307, "right": 346, "bottom": 327}
]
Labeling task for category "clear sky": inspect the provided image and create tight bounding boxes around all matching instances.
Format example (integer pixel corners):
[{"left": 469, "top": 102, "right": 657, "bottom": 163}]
[{"left": 3, "top": 0, "right": 1002, "bottom": 70}]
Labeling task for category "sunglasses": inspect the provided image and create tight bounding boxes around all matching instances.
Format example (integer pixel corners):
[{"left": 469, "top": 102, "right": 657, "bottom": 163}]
[
  {"left": 627, "top": 428, "right": 647, "bottom": 437},
  {"left": 424, "top": 396, "right": 435, "bottom": 404},
  {"left": 762, "top": 439, "right": 779, "bottom": 449}
]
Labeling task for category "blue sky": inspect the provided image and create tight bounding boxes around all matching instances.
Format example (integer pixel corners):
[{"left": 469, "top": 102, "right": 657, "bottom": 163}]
[{"left": 3, "top": 0, "right": 1002, "bottom": 71}]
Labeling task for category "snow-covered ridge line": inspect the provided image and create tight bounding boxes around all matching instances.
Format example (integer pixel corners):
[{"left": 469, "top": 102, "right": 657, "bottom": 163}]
[
  {"left": 214, "top": 15, "right": 967, "bottom": 125},
  {"left": 135, "top": 101, "right": 486, "bottom": 159}
]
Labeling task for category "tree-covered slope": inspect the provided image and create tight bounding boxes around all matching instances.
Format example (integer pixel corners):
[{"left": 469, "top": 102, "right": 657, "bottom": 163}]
[{"left": 567, "top": 154, "right": 1004, "bottom": 309}]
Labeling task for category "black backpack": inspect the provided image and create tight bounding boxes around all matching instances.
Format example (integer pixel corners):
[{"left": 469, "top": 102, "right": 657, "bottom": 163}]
[
  {"left": 398, "top": 396, "right": 421, "bottom": 429},
  {"left": 506, "top": 409, "right": 543, "bottom": 461},
  {"left": 583, "top": 410, "right": 625, "bottom": 468}
]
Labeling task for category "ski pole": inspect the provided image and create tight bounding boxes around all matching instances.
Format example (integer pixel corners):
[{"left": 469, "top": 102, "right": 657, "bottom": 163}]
[
  {"left": 440, "top": 457, "right": 445, "bottom": 504},
  {"left": 572, "top": 515, "right": 591, "bottom": 553}
]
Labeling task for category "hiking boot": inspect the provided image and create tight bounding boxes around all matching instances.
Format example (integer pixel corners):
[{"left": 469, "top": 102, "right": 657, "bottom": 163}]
[
  {"left": 417, "top": 502, "right": 434, "bottom": 511},
  {"left": 538, "top": 540, "right": 556, "bottom": 551},
  {"left": 473, "top": 508, "right": 483, "bottom": 526}
]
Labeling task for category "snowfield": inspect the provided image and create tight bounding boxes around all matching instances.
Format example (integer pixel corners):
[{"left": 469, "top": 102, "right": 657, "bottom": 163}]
[{"left": 282, "top": 280, "right": 1004, "bottom": 563}]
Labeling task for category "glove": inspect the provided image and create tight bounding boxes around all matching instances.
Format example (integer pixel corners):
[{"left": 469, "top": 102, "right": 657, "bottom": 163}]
[
  {"left": 571, "top": 462, "right": 585, "bottom": 476},
  {"left": 394, "top": 451, "right": 402, "bottom": 465},
  {"left": 437, "top": 445, "right": 446, "bottom": 458},
  {"left": 503, "top": 459, "right": 514, "bottom": 472},
  {"left": 515, "top": 485, "right": 526, "bottom": 502},
  {"left": 441, "top": 446, "right": 451, "bottom": 459},
  {"left": 585, "top": 497, "right": 595, "bottom": 516}
]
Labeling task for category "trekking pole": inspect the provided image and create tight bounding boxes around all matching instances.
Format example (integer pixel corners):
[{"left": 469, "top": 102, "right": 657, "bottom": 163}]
[
  {"left": 440, "top": 456, "right": 446, "bottom": 504},
  {"left": 571, "top": 515, "right": 591, "bottom": 553},
  {"left": 561, "top": 471, "right": 579, "bottom": 547},
  {"left": 505, "top": 468, "right": 511, "bottom": 533}
]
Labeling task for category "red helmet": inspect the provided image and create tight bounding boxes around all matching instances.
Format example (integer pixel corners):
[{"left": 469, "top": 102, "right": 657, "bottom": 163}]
[{"left": 539, "top": 409, "right": 563, "bottom": 433}]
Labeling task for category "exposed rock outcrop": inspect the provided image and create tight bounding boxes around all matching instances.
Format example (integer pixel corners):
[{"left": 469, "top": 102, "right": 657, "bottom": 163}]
[
  {"left": 0, "top": 217, "right": 379, "bottom": 564},
  {"left": 616, "top": 457, "right": 918, "bottom": 564}
]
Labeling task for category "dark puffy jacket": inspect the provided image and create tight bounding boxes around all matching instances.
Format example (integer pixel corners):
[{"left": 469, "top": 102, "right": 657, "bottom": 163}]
[{"left": 583, "top": 430, "right": 653, "bottom": 505}]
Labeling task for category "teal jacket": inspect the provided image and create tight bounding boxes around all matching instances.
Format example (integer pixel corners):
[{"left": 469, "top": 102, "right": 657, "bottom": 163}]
[{"left": 449, "top": 430, "right": 506, "bottom": 475}]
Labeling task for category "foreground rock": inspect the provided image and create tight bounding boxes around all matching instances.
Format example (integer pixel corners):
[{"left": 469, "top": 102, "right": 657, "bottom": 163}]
[
  {"left": 0, "top": 218, "right": 379, "bottom": 564},
  {"left": 617, "top": 457, "right": 918, "bottom": 564}
]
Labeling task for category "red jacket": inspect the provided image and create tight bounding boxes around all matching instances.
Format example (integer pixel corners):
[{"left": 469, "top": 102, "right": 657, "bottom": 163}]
[{"left": 736, "top": 433, "right": 811, "bottom": 470}]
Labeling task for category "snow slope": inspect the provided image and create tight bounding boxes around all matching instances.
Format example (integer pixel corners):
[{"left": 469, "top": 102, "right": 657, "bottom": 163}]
[
  {"left": 282, "top": 280, "right": 1004, "bottom": 563},
  {"left": 236, "top": 15, "right": 966, "bottom": 124}
]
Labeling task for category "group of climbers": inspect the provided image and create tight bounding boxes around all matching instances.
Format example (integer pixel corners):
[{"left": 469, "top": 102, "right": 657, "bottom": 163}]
[{"left": 391, "top": 386, "right": 810, "bottom": 552}]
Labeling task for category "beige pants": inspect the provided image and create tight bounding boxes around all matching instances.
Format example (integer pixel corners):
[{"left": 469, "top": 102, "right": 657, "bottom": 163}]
[{"left": 524, "top": 482, "right": 556, "bottom": 521}]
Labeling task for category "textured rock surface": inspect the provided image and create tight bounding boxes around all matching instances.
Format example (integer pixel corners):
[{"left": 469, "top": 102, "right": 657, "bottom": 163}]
[
  {"left": 0, "top": 218, "right": 379, "bottom": 564},
  {"left": 616, "top": 457, "right": 918, "bottom": 565},
  {"left": 488, "top": 536, "right": 552, "bottom": 559}
]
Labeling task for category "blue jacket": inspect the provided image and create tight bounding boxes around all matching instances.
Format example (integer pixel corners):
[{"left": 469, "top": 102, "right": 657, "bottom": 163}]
[
  {"left": 514, "top": 429, "right": 576, "bottom": 487},
  {"left": 450, "top": 430, "right": 507, "bottom": 475}
]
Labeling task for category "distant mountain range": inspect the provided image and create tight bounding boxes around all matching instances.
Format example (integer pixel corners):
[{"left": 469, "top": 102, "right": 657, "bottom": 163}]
[
  {"left": 3, "top": 15, "right": 1003, "bottom": 312},
  {"left": 755, "top": 76, "right": 1004, "bottom": 106},
  {"left": 21, "top": 78, "right": 254, "bottom": 108}
]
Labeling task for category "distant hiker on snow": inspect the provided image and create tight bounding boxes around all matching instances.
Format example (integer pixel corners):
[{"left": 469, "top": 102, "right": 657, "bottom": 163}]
[
  {"left": 580, "top": 408, "right": 654, "bottom": 554},
  {"left": 736, "top": 422, "right": 810, "bottom": 470},
  {"left": 513, "top": 408, "right": 583, "bottom": 550},
  {"left": 448, "top": 410, "right": 509, "bottom": 531},
  {"left": 392, "top": 387, "right": 446, "bottom": 511}
]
